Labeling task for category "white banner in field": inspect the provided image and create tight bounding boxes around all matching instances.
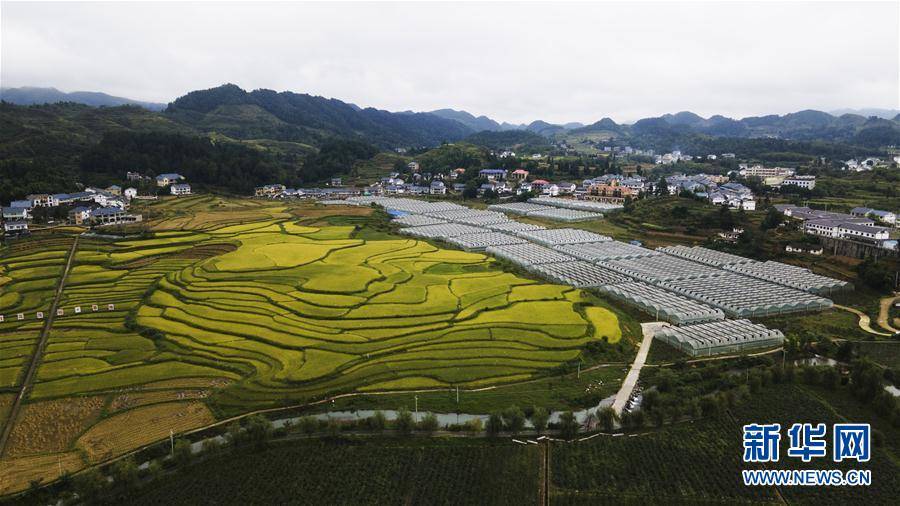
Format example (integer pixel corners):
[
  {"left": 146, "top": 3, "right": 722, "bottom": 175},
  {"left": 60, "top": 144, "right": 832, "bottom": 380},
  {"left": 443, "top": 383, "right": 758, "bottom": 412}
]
[
  {"left": 75, "top": 306, "right": 82, "bottom": 314},
  {"left": 36, "top": 312, "right": 44, "bottom": 319}
]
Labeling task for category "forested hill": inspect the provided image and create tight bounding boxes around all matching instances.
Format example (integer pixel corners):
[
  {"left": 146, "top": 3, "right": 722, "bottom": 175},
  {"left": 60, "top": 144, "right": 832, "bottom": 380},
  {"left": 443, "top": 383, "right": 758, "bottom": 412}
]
[{"left": 166, "top": 84, "right": 473, "bottom": 147}]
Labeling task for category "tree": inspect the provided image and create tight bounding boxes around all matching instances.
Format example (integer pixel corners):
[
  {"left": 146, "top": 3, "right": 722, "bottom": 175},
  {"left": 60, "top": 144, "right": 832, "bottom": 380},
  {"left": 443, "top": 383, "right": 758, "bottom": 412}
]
[
  {"left": 299, "top": 416, "right": 318, "bottom": 435},
  {"left": 486, "top": 411, "right": 504, "bottom": 437},
  {"left": 856, "top": 257, "right": 895, "bottom": 293},
  {"left": 111, "top": 457, "right": 139, "bottom": 491},
  {"left": 558, "top": 411, "right": 579, "bottom": 440},
  {"left": 822, "top": 367, "right": 841, "bottom": 390},
  {"left": 656, "top": 177, "right": 669, "bottom": 196},
  {"left": 502, "top": 406, "right": 526, "bottom": 435},
  {"left": 244, "top": 414, "right": 273, "bottom": 448},
  {"left": 530, "top": 407, "right": 549, "bottom": 434},
  {"left": 226, "top": 421, "right": 243, "bottom": 446},
  {"left": 173, "top": 438, "right": 193, "bottom": 466},
  {"left": 369, "top": 411, "right": 387, "bottom": 432},
  {"left": 465, "top": 417, "right": 484, "bottom": 435},
  {"left": 395, "top": 407, "right": 415, "bottom": 435},
  {"left": 597, "top": 406, "right": 618, "bottom": 432},
  {"left": 418, "top": 413, "right": 440, "bottom": 434},
  {"left": 73, "top": 468, "right": 108, "bottom": 502},
  {"left": 761, "top": 207, "right": 783, "bottom": 230}
]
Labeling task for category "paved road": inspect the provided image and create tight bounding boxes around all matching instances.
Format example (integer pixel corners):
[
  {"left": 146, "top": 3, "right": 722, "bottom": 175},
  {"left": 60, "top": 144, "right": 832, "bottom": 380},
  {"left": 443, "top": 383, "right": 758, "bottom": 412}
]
[
  {"left": 610, "top": 322, "right": 668, "bottom": 415},
  {"left": 0, "top": 237, "right": 79, "bottom": 457},
  {"left": 834, "top": 304, "right": 892, "bottom": 337}
]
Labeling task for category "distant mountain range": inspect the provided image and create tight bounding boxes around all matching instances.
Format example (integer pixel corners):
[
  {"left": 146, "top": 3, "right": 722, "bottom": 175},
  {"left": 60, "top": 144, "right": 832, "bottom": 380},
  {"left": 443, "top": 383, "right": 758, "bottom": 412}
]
[
  {"left": 0, "top": 86, "right": 167, "bottom": 110},
  {"left": 3, "top": 83, "right": 899, "bottom": 151}
]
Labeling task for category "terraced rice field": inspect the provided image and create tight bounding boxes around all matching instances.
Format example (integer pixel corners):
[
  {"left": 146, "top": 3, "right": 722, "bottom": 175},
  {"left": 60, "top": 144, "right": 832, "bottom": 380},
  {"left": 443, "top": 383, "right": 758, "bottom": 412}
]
[{"left": 0, "top": 200, "right": 632, "bottom": 494}]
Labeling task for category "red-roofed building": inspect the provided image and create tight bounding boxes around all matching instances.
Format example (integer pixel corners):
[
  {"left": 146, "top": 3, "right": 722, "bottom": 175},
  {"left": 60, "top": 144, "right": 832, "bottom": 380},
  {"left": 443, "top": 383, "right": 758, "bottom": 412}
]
[{"left": 510, "top": 169, "right": 529, "bottom": 181}]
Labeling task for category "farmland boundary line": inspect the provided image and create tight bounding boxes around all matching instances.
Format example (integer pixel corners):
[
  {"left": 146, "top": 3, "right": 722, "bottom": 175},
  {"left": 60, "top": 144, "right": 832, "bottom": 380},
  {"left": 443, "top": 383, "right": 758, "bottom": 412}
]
[{"left": 0, "top": 237, "right": 79, "bottom": 457}]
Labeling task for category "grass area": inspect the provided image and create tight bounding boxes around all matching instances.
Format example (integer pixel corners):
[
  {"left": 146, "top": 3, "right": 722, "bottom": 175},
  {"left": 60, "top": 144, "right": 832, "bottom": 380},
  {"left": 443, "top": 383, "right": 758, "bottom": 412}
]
[
  {"left": 550, "top": 383, "right": 900, "bottom": 504},
  {"left": 328, "top": 364, "right": 628, "bottom": 414},
  {"left": 127, "top": 437, "right": 540, "bottom": 505},
  {"left": 856, "top": 341, "right": 900, "bottom": 369},
  {"left": 759, "top": 307, "right": 875, "bottom": 342},
  {"left": 0, "top": 197, "right": 637, "bottom": 494}
]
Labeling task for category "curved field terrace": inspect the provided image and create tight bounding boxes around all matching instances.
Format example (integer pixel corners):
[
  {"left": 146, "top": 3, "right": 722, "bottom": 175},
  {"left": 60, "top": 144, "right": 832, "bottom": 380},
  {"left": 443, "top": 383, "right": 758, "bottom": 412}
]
[{"left": 0, "top": 199, "right": 633, "bottom": 494}]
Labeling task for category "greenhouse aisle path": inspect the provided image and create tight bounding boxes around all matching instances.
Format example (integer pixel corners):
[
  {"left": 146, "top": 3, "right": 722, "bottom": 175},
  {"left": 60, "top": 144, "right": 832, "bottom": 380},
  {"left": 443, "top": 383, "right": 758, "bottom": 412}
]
[{"left": 611, "top": 322, "right": 667, "bottom": 415}]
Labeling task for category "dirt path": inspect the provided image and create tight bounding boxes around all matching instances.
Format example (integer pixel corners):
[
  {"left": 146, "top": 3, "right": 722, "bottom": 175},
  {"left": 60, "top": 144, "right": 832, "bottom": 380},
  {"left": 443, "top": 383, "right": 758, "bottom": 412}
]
[
  {"left": 610, "top": 322, "right": 666, "bottom": 415},
  {"left": 0, "top": 237, "right": 79, "bottom": 457},
  {"left": 833, "top": 304, "right": 892, "bottom": 337},
  {"left": 877, "top": 295, "right": 899, "bottom": 334}
]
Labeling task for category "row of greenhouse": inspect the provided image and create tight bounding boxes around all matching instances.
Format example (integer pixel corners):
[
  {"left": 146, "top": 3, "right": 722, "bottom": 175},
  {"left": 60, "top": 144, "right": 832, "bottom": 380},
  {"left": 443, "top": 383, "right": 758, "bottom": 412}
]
[
  {"left": 327, "top": 197, "right": 848, "bottom": 355},
  {"left": 653, "top": 319, "right": 785, "bottom": 357},
  {"left": 488, "top": 201, "right": 605, "bottom": 222}
]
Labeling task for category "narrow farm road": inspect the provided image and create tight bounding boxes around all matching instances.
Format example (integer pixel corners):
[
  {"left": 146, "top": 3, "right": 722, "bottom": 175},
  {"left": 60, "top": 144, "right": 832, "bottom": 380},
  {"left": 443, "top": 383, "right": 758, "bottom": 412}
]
[
  {"left": 877, "top": 295, "right": 899, "bottom": 334},
  {"left": 0, "top": 237, "right": 79, "bottom": 457},
  {"left": 610, "top": 322, "right": 666, "bottom": 415},
  {"left": 833, "top": 304, "right": 892, "bottom": 337}
]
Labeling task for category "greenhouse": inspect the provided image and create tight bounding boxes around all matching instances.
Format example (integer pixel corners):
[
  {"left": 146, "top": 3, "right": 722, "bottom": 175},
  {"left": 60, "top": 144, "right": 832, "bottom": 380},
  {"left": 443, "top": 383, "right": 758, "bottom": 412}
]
[
  {"left": 556, "top": 241, "right": 661, "bottom": 262},
  {"left": 656, "top": 245, "right": 756, "bottom": 267},
  {"left": 528, "top": 197, "right": 624, "bottom": 213},
  {"left": 446, "top": 232, "right": 527, "bottom": 251},
  {"left": 723, "top": 261, "right": 851, "bottom": 294},
  {"left": 448, "top": 211, "right": 511, "bottom": 226},
  {"left": 524, "top": 207, "right": 604, "bottom": 222},
  {"left": 653, "top": 319, "right": 785, "bottom": 357},
  {"left": 597, "top": 255, "right": 724, "bottom": 283},
  {"left": 485, "top": 243, "right": 576, "bottom": 267},
  {"left": 399, "top": 223, "right": 487, "bottom": 239},
  {"left": 656, "top": 272, "right": 834, "bottom": 317},
  {"left": 488, "top": 202, "right": 550, "bottom": 215},
  {"left": 529, "top": 260, "right": 630, "bottom": 288},
  {"left": 596, "top": 281, "right": 725, "bottom": 325},
  {"left": 485, "top": 221, "right": 546, "bottom": 233},
  {"left": 392, "top": 214, "right": 448, "bottom": 227},
  {"left": 424, "top": 208, "right": 497, "bottom": 220},
  {"left": 349, "top": 197, "right": 464, "bottom": 214},
  {"left": 516, "top": 228, "right": 612, "bottom": 246}
]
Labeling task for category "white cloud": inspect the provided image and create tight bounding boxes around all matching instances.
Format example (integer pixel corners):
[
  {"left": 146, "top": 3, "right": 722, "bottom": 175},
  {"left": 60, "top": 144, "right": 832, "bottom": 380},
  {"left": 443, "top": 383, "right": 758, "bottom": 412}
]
[{"left": 2, "top": 1, "right": 897, "bottom": 124}]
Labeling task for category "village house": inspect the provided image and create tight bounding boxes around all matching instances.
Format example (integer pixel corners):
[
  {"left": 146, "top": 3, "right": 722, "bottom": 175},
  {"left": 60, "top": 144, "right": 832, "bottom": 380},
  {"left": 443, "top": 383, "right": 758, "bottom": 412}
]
[
  {"left": 255, "top": 184, "right": 286, "bottom": 198},
  {"left": 106, "top": 185, "right": 122, "bottom": 196},
  {"left": 3, "top": 220, "right": 29, "bottom": 235},
  {"left": 155, "top": 173, "right": 185, "bottom": 187},
  {"left": 407, "top": 161, "right": 420, "bottom": 172},
  {"left": 509, "top": 169, "right": 529, "bottom": 181},
  {"left": 68, "top": 206, "right": 93, "bottom": 225},
  {"left": 850, "top": 207, "right": 896, "bottom": 225},
  {"left": 555, "top": 182, "right": 577, "bottom": 194},
  {"left": 124, "top": 187, "right": 138, "bottom": 200},
  {"left": 126, "top": 171, "right": 144, "bottom": 181},
  {"left": 586, "top": 179, "right": 634, "bottom": 204},
  {"left": 479, "top": 169, "right": 507, "bottom": 181},
  {"left": 170, "top": 183, "right": 192, "bottom": 196},
  {"left": 429, "top": 181, "right": 447, "bottom": 195},
  {"left": 780, "top": 175, "right": 816, "bottom": 190},
  {"left": 2, "top": 207, "right": 30, "bottom": 221}
]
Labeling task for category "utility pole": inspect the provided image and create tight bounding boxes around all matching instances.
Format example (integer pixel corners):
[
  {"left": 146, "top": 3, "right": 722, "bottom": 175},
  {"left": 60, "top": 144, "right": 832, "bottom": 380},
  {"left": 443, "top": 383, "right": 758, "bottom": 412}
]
[
  {"left": 456, "top": 386, "right": 459, "bottom": 405},
  {"left": 170, "top": 429, "right": 175, "bottom": 456},
  {"left": 414, "top": 395, "right": 418, "bottom": 423}
]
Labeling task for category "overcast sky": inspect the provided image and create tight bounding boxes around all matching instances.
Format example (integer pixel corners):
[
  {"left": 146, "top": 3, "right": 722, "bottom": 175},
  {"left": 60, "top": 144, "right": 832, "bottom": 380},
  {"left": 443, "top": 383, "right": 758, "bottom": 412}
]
[{"left": 2, "top": 1, "right": 898, "bottom": 124}]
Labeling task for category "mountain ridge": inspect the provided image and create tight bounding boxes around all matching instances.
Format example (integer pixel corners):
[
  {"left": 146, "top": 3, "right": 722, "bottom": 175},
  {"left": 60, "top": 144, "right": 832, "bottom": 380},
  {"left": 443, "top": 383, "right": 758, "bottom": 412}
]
[{"left": 0, "top": 86, "right": 166, "bottom": 110}]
